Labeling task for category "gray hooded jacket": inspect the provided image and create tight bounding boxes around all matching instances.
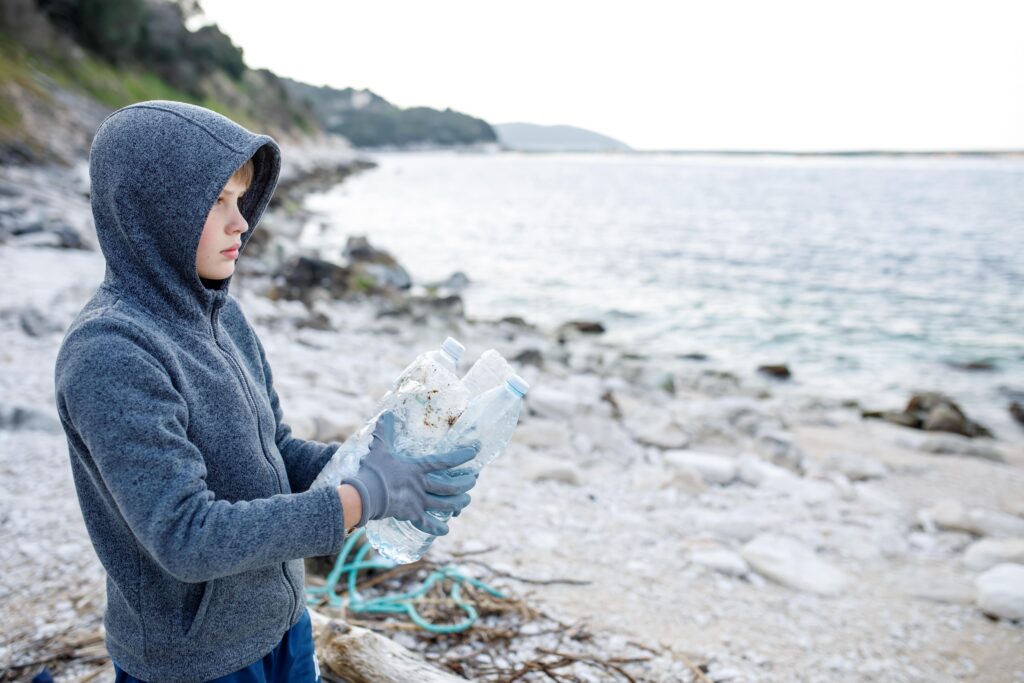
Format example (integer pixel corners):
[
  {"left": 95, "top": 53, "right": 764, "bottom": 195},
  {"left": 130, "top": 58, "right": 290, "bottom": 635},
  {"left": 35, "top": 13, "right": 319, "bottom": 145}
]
[{"left": 53, "top": 101, "right": 346, "bottom": 682}]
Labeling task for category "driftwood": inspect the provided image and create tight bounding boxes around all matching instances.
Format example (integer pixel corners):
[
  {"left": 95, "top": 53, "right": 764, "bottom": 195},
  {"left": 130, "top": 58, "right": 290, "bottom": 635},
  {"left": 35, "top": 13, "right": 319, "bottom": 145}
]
[{"left": 308, "top": 609, "right": 464, "bottom": 683}]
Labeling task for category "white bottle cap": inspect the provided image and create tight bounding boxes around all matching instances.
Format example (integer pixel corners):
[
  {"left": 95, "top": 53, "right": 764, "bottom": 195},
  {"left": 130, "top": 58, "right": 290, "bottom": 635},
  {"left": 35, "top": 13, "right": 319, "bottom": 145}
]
[
  {"left": 506, "top": 373, "right": 530, "bottom": 397},
  {"left": 441, "top": 337, "right": 465, "bottom": 363}
]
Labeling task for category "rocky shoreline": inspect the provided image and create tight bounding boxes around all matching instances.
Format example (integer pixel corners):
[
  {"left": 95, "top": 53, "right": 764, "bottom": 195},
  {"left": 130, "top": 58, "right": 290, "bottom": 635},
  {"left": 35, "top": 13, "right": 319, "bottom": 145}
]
[{"left": 1, "top": 145, "right": 1023, "bottom": 682}]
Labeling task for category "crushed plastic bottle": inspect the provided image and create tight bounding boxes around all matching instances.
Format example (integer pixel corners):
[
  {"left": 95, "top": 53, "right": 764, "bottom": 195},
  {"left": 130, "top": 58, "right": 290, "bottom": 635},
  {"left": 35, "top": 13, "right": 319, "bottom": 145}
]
[
  {"left": 309, "top": 337, "right": 468, "bottom": 490},
  {"left": 373, "top": 373, "right": 530, "bottom": 564}
]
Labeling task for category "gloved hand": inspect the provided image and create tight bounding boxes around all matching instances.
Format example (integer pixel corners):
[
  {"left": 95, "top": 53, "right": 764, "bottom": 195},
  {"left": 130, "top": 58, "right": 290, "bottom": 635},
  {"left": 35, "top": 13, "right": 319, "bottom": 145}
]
[{"left": 341, "top": 410, "right": 480, "bottom": 536}]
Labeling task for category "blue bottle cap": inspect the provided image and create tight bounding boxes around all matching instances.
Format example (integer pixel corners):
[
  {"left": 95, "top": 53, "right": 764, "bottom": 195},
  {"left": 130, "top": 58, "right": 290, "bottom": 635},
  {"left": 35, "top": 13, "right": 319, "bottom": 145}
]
[
  {"left": 441, "top": 337, "right": 465, "bottom": 363},
  {"left": 506, "top": 373, "right": 530, "bottom": 397}
]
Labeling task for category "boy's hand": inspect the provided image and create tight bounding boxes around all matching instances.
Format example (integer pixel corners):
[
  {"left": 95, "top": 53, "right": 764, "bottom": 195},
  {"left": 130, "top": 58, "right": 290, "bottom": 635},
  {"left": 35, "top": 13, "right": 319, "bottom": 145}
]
[{"left": 341, "top": 411, "right": 480, "bottom": 535}]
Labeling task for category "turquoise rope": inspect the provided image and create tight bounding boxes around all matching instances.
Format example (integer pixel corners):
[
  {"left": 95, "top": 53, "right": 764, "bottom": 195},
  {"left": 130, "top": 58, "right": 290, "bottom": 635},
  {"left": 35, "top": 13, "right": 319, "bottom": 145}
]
[{"left": 304, "top": 528, "right": 507, "bottom": 634}]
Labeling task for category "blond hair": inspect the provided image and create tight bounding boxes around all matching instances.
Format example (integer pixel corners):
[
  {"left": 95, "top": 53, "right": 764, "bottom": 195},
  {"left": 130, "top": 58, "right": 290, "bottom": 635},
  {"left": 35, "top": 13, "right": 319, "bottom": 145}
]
[{"left": 231, "top": 157, "right": 254, "bottom": 190}]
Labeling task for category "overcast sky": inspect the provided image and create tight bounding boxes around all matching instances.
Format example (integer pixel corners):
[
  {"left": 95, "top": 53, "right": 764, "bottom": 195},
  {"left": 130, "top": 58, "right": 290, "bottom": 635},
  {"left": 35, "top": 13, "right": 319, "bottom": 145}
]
[{"left": 194, "top": 0, "right": 1024, "bottom": 151}]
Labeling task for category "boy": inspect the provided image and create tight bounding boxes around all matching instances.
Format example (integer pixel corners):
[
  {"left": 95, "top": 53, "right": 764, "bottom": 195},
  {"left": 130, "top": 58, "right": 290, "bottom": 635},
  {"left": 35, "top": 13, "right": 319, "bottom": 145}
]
[{"left": 54, "top": 101, "right": 479, "bottom": 682}]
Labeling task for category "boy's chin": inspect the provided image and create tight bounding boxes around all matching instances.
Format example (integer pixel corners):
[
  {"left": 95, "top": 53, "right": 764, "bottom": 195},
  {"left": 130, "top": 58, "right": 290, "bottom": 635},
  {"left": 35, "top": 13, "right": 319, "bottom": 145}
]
[{"left": 197, "top": 264, "right": 235, "bottom": 280}]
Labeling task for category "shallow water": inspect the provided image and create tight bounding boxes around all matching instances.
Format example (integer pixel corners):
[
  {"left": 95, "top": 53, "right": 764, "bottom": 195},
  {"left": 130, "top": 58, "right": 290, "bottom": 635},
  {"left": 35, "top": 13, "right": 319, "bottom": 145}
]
[{"left": 302, "top": 152, "right": 1024, "bottom": 437}]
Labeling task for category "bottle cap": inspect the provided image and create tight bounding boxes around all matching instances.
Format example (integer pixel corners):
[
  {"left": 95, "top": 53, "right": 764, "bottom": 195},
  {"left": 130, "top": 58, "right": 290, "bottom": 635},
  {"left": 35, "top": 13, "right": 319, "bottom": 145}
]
[
  {"left": 506, "top": 373, "right": 530, "bottom": 397},
  {"left": 441, "top": 337, "right": 465, "bottom": 363}
]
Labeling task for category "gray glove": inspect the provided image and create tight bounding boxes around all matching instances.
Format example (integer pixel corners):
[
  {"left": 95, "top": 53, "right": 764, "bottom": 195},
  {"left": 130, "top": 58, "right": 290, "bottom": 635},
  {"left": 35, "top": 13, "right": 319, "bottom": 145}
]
[{"left": 341, "top": 410, "right": 480, "bottom": 536}]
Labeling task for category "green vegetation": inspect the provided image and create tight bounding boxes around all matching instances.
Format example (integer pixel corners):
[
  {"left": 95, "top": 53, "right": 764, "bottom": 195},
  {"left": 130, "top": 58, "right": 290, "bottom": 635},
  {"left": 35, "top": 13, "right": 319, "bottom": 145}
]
[{"left": 282, "top": 78, "right": 498, "bottom": 149}]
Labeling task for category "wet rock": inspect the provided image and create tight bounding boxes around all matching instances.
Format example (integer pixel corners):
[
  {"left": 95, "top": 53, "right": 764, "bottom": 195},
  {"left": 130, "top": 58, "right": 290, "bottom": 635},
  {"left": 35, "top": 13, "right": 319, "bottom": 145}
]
[
  {"left": 556, "top": 320, "right": 605, "bottom": 343},
  {"left": 341, "top": 236, "right": 411, "bottom": 288},
  {"left": 664, "top": 450, "right": 737, "bottom": 485},
  {"left": 964, "top": 539, "right": 1024, "bottom": 572},
  {"left": 274, "top": 255, "right": 352, "bottom": 302},
  {"left": 1010, "top": 401, "right": 1024, "bottom": 427},
  {"left": 864, "top": 392, "right": 992, "bottom": 438},
  {"left": 741, "top": 535, "right": 850, "bottom": 595},
  {"left": 757, "top": 364, "right": 791, "bottom": 380},
  {"left": 677, "top": 352, "right": 709, "bottom": 361},
  {"left": 975, "top": 563, "right": 1024, "bottom": 620},
  {"left": 947, "top": 359, "right": 997, "bottom": 372}
]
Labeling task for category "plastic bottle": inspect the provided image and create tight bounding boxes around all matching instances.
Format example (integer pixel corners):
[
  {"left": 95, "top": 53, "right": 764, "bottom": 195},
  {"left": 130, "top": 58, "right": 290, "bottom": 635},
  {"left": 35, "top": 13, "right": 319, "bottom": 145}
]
[
  {"left": 309, "top": 337, "right": 468, "bottom": 490},
  {"left": 371, "top": 373, "right": 530, "bottom": 564},
  {"left": 461, "top": 348, "right": 515, "bottom": 398}
]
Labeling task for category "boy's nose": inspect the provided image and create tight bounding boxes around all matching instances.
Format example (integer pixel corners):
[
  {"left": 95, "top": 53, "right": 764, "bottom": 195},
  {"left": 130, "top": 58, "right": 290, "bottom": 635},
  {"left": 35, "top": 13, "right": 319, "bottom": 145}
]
[{"left": 229, "top": 209, "right": 249, "bottom": 234}]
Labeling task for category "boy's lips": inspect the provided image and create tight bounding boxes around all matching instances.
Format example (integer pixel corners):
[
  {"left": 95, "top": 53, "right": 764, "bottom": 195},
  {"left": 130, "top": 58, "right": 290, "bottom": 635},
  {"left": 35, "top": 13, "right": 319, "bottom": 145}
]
[{"left": 221, "top": 245, "right": 240, "bottom": 259}]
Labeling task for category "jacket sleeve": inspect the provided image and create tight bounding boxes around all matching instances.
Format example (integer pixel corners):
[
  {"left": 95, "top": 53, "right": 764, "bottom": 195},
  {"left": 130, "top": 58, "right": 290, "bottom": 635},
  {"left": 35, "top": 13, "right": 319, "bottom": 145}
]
[
  {"left": 58, "top": 324, "right": 348, "bottom": 584},
  {"left": 253, "top": 334, "right": 343, "bottom": 494}
]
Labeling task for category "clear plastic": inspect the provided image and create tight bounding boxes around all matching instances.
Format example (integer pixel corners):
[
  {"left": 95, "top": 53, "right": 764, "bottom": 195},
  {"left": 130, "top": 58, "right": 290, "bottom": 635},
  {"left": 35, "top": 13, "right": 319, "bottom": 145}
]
[
  {"left": 373, "top": 374, "right": 530, "bottom": 564},
  {"left": 309, "top": 337, "right": 467, "bottom": 490}
]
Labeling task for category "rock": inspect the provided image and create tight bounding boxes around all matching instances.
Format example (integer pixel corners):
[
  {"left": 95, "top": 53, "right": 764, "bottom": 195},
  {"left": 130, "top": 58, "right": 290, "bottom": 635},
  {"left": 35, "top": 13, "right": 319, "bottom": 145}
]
[
  {"left": 912, "top": 434, "right": 1004, "bottom": 462},
  {"left": 948, "top": 359, "right": 997, "bottom": 372},
  {"left": 519, "top": 451, "right": 582, "bottom": 486},
  {"left": 686, "top": 510, "right": 760, "bottom": 542},
  {"left": 975, "top": 564, "right": 1024, "bottom": 620},
  {"left": 1010, "top": 401, "right": 1024, "bottom": 427},
  {"left": 275, "top": 255, "right": 352, "bottom": 302},
  {"left": 864, "top": 392, "right": 992, "bottom": 438},
  {"left": 526, "top": 385, "right": 578, "bottom": 420},
  {"left": 424, "top": 271, "right": 470, "bottom": 292},
  {"left": 342, "top": 236, "right": 412, "bottom": 289},
  {"left": 0, "top": 404, "right": 62, "bottom": 433},
  {"left": 512, "top": 348, "right": 544, "bottom": 368},
  {"left": 664, "top": 450, "right": 737, "bottom": 485},
  {"left": 736, "top": 453, "right": 797, "bottom": 487},
  {"left": 757, "top": 364, "right": 791, "bottom": 380},
  {"left": 741, "top": 535, "right": 850, "bottom": 596},
  {"left": 964, "top": 539, "right": 1024, "bottom": 571},
  {"left": 823, "top": 451, "right": 887, "bottom": 481},
  {"left": 513, "top": 419, "right": 573, "bottom": 451},
  {"left": 19, "top": 307, "right": 63, "bottom": 337},
  {"left": 690, "top": 548, "right": 749, "bottom": 577},
  {"left": 556, "top": 320, "right": 605, "bottom": 343},
  {"left": 919, "top": 500, "right": 1024, "bottom": 538},
  {"left": 755, "top": 429, "right": 805, "bottom": 472}
]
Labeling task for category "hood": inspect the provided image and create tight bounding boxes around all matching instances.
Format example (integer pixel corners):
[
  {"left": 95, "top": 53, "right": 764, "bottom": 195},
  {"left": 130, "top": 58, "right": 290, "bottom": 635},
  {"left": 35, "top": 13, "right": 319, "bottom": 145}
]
[{"left": 88, "top": 100, "right": 281, "bottom": 330}]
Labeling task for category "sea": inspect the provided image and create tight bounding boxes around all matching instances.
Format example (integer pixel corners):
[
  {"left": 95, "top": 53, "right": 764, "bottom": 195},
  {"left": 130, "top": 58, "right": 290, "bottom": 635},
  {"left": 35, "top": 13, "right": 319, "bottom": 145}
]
[{"left": 300, "top": 151, "right": 1024, "bottom": 438}]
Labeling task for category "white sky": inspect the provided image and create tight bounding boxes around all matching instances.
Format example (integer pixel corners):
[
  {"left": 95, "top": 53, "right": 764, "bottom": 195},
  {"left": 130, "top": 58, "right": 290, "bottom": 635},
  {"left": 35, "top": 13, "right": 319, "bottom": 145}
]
[{"left": 194, "top": 0, "right": 1024, "bottom": 151}]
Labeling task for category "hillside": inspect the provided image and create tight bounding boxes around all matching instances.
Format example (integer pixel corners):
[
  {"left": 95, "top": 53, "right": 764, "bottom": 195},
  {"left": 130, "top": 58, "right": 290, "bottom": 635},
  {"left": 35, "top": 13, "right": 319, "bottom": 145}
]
[{"left": 281, "top": 77, "right": 498, "bottom": 149}]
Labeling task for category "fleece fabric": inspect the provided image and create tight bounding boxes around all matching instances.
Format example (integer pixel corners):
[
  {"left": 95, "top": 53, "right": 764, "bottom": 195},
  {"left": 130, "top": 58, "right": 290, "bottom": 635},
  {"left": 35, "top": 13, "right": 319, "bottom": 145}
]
[{"left": 53, "top": 101, "right": 346, "bottom": 682}]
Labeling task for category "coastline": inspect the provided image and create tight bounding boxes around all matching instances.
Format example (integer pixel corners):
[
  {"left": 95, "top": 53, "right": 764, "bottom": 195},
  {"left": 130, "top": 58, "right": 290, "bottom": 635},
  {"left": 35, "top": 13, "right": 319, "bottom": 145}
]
[{"left": 1, "top": 147, "right": 1022, "bottom": 681}]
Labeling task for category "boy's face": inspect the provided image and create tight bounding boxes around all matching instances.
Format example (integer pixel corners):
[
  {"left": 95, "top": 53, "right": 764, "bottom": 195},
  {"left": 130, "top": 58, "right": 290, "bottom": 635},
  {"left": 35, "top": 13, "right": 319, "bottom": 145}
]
[{"left": 196, "top": 175, "right": 249, "bottom": 280}]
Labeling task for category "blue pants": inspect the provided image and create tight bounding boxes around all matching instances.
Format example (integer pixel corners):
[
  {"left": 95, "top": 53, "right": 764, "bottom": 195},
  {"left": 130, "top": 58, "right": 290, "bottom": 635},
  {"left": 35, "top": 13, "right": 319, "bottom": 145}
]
[{"left": 113, "top": 608, "right": 320, "bottom": 683}]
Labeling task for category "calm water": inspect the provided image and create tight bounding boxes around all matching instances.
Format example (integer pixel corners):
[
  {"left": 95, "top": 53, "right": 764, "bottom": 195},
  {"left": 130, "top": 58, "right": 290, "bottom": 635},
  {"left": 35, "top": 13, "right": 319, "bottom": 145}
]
[{"left": 302, "top": 152, "right": 1024, "bottom": 436}]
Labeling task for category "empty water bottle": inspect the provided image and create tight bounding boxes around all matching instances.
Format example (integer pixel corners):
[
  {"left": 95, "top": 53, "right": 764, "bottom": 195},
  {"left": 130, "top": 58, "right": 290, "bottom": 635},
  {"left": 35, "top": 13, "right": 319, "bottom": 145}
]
[
  {"left": 373, "top": 373, "right": 530, "bottom": 564},
  {"left": 309, "top": 337, "right": 468, "bottom": 490}
]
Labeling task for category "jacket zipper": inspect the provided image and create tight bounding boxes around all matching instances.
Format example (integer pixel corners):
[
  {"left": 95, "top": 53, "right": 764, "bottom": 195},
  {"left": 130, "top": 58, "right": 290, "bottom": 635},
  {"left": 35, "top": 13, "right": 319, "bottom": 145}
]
[{"left": 210, "top": 303, "right": 299, "bottom": 625}]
